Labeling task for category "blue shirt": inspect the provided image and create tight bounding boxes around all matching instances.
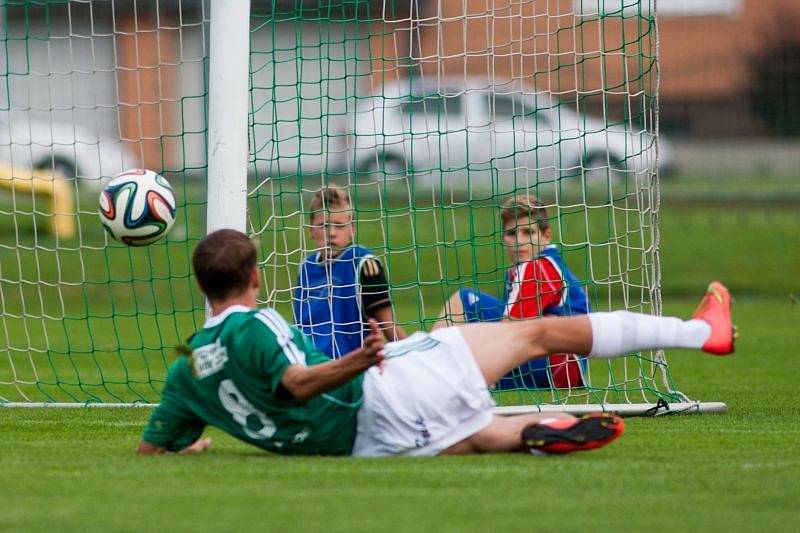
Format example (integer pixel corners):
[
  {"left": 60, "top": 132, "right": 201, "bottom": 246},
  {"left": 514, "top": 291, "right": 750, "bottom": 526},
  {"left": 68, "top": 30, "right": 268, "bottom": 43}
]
[{"left": 293, "top": 245, "right": 378, "bottom": 358}]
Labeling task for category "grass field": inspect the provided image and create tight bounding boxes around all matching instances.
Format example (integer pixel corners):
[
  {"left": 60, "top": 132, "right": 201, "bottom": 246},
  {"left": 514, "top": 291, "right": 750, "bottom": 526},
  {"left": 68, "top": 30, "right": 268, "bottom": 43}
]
[{"left": 1, "top": 175, "right": 799, "bottom": 531}]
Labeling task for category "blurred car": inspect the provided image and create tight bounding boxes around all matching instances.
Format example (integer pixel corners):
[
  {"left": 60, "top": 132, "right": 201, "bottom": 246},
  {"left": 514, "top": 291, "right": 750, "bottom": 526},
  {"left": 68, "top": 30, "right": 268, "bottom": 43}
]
[
  {"left": 331, "top": 78, "right": 672, "bottom": 181},
  {"left": 0, "top": 111, "right": 138, "bottom": 188}
]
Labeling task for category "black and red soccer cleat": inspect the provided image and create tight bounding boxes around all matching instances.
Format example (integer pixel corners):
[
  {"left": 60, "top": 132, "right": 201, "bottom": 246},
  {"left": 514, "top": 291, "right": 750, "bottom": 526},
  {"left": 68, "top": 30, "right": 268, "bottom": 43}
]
[
  {"left": 692, "top": 281, "right": 736, "bottom": 356},
  {"left": 522, "top": 412, "right": 625, "bottom": 455}
]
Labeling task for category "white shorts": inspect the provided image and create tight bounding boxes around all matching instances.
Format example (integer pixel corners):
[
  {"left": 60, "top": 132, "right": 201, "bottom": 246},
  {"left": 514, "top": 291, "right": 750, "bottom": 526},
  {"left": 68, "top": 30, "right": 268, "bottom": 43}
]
[{"left": 352, "top": 327, "right": 495, "bottom": 457}]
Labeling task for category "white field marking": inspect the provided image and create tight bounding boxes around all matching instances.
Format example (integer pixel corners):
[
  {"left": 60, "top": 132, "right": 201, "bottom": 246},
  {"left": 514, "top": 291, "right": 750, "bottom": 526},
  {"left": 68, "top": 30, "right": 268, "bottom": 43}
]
[
  {"left": 7, "top": 419, "right": 144, "bottom": 427},
  {"left": 644, "top": 427, "right": 800, "bottom": 435},
  {"left": 741, "top": 461, "right": 800, "bottom": 469}
]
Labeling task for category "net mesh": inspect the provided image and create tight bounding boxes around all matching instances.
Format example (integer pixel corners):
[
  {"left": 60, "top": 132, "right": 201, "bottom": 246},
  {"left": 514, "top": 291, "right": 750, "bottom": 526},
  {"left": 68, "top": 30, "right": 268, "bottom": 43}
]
[
  {"left": 247, "top": 0, "right": 681, "bottom": 407},
  {"left": 0, "top": 0, "right": 207, "bottom": 403},
  {"left": 0, "top": 0, "right": 684, "bottom": 406}
]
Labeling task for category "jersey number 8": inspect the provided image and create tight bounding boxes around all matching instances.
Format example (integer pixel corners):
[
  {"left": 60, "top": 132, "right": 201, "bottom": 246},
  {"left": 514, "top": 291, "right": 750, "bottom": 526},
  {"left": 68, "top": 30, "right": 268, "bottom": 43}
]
[{"left": 218, "top": 379, "right": 277, "bottom": 440}]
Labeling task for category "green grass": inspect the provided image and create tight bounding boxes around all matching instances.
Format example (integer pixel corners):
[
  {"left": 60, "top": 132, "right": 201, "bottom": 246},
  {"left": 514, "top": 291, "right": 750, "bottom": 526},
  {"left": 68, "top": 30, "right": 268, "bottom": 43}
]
[{"left": 1, "top": 176, "right": 799, "bottom": 531}]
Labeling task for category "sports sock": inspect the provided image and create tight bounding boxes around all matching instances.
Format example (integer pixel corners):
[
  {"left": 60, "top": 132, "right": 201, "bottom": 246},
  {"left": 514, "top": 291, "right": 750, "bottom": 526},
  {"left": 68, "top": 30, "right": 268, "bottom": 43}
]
[{"left": 588, "top": 311, "right": 712, "bottom": 359}]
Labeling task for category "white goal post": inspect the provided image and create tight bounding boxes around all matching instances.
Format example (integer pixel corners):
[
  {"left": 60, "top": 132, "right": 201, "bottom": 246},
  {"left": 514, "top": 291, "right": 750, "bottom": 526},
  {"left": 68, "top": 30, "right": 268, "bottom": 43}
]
[{"left": 206, "top": 0, "right": 251, "bottom": 235}]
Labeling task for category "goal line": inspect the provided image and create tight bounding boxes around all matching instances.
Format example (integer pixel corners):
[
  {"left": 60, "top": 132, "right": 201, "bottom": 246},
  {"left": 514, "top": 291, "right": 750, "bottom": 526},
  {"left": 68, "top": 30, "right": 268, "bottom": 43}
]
[{"left": 1, "top": 402, "right": 728, "bottom": 417}]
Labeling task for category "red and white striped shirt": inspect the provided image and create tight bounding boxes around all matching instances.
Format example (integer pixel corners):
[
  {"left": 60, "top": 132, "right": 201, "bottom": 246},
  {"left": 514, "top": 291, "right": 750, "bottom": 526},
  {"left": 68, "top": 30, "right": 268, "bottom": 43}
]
[{"left": 504, "top": 257, "right": 565, "bottom": 319}]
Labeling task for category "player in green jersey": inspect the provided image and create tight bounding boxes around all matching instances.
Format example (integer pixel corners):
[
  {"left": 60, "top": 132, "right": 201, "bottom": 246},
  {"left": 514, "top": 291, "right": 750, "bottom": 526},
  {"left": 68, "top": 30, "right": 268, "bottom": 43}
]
[{"left": 138, "top": 229, "right": 735, "bottom": 457}]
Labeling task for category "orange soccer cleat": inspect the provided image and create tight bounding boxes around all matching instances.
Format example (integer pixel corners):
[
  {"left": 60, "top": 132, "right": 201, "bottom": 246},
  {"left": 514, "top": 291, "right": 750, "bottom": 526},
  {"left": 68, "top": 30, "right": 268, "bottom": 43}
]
[
  {"left": 692, "top": 281, "right": 736, "bottom": 356},
  {"left": 522, "top": 412, "right": 625, "bottom": 455}
]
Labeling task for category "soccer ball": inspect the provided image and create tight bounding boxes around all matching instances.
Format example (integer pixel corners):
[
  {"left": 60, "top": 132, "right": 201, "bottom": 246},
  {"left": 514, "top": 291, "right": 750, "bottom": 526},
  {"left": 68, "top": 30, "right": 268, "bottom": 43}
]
[{"left": 98, "top": 169, "right": 177, "bottom": 246}]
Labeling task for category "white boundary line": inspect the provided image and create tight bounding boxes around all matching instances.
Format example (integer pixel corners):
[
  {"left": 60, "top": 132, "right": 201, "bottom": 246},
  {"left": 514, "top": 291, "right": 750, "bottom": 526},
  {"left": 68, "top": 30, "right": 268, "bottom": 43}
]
[{"left": 1, "top": 401, "right": 727, "bottom": 416}]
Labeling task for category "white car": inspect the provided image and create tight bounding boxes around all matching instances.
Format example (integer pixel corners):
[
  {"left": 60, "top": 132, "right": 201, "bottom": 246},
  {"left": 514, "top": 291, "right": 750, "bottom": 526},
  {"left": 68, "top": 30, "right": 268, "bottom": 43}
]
[
  {"left": 0, "top": 111, "right": 138, "bottom": 187},
  {"left": 332, "top": 78, "right": 671, "bottom": 182}
]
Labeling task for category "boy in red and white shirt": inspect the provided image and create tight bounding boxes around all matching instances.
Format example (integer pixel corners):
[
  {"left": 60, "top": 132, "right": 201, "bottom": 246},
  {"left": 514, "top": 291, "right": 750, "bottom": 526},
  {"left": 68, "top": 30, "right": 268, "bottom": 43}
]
[{"left": 434, "top": 195, "right": 590, "bottom": 389}]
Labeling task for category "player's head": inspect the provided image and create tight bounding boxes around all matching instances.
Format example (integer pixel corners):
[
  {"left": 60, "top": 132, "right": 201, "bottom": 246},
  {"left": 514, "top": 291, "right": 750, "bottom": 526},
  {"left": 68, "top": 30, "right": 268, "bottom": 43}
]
[
  {"left": 308, "top": 185, "right": 355, "bottom": 258},
  {"left": 193, "top": 229, "right": 259, "bottom": 303},
  {"left": 499, "top": 194, "right": 552, "bottom": 264}
]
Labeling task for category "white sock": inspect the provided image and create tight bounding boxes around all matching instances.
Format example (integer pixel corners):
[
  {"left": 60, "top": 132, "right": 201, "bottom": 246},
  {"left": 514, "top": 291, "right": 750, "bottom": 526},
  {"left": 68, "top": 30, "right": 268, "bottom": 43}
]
[{"left": 588, "top": 311, "right": 712, "bottom": 359}]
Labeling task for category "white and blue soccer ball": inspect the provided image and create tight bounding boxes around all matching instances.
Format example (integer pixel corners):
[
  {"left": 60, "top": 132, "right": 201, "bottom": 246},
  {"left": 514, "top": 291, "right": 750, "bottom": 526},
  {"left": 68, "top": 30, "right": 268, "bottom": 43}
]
[{"left": 98, "top": 169, "right": 177, "bottom": 246}]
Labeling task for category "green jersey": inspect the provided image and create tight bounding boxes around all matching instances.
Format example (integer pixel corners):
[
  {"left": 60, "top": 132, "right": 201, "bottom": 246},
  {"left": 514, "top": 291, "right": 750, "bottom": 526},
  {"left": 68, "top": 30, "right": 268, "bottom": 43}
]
[{"left": 142, "top": 305, "right": 364, "bottom": 455}]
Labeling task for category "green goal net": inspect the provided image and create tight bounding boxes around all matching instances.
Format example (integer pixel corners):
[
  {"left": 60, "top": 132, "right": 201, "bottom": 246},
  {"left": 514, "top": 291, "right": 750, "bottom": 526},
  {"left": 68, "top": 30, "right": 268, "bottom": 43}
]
[{"left": 0, "top": 0, "right": 716, "bottom": 413}]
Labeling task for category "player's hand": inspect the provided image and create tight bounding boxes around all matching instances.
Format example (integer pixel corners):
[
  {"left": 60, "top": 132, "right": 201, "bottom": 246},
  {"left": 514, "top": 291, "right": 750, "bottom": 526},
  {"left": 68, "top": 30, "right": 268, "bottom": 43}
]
[
  {"left": 180, "top": 437, "right": 213, "bottom": 454},
  {"left": 362, "top": 318, "right": 386, "bottom": 371}
]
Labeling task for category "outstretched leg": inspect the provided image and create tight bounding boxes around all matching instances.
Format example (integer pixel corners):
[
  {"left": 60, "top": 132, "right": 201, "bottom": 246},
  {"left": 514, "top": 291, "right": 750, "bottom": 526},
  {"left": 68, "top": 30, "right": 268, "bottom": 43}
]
[
  {"left": 457, "top": 315, "right": 592, "bottom": 386},
  {"left": 458, "top": 282, "right": 734, "bottom": 387}
]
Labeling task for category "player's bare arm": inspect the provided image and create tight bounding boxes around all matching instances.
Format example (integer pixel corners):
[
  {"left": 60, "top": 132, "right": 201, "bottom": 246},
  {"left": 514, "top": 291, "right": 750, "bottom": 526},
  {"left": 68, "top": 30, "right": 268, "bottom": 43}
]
[{"left": 280, "top": 319, "right": 386, "bottom": 401}]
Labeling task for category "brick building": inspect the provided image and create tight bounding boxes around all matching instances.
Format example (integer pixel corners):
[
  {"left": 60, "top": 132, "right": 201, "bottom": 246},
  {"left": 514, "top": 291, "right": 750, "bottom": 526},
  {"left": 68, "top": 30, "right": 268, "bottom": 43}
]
[{"left": 371, "top": 0, "right": 799, "bottom": 138}]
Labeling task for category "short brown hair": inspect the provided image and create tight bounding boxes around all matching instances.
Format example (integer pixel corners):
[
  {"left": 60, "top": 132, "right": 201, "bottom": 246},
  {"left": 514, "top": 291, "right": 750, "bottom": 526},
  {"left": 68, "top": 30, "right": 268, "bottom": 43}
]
[
  {"left": 192, "top": 229, "right": 257, "bottom": 302},
  {"left": 309, "top": 185, "right": 351, "bottom": 220},
  {"left": 499, "top": 194, "right": 550, "bottom": 231}
]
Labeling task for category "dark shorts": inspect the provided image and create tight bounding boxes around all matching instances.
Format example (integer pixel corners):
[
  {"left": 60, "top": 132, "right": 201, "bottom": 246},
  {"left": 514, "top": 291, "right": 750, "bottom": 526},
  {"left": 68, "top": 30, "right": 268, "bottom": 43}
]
[{"left": 457, "top": 289, "right": 585, "bottom": 390}]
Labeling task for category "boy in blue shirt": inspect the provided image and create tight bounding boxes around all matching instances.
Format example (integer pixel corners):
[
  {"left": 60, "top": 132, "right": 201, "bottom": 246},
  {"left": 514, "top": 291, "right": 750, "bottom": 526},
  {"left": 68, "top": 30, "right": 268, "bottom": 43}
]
[{"left": 294, "top": 186, "right": 406, "bottom": 358}]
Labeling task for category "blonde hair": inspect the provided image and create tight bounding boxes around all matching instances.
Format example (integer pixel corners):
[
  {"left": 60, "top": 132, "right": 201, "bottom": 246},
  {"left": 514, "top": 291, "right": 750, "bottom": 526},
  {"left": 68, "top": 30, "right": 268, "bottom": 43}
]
[
  {"left": 309, "top": 185, "right": 351, "bottom": 220},
  {"left": 499, "top": 194, "right": 549, "bottom": 231}
]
